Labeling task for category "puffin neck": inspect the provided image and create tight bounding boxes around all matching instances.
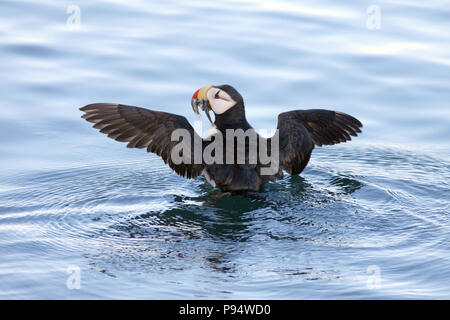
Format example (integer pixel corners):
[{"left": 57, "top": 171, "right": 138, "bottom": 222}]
[{"left": 214, "top": 101, "right": 249, "bottom": 130}]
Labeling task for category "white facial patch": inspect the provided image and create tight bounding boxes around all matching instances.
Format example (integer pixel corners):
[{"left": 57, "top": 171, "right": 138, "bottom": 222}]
[{"left": 206, "top": 87, "right": 236, "bottom": 115}]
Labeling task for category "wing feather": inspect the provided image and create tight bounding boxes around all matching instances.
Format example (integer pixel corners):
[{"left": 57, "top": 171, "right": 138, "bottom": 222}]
[
  {"left": 276, "top": 109, "right": 362, "bottom": 174},
  {"left": 80, "top": 103, "right": 204, "bottom": 178},
  {"left": 297, "top": 109, "right": 362, "bottom": 146},
  {"left": 276, "top": 112, "right": 314, "bottom": 175}
]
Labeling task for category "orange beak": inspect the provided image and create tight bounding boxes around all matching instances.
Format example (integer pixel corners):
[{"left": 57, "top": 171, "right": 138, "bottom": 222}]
[{"left": 191, "top": 85, "right": 213, "bottom": 124}]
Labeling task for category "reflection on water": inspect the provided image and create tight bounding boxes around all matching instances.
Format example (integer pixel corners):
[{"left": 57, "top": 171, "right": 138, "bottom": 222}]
[
  {"left": 329, "top": 175, "right": 363, "bottom": 195},
  {"left": 0, "top": 0, "right": 449, "bottom": 299}
]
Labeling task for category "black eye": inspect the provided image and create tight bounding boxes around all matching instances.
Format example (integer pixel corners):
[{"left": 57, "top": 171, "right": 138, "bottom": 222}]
[{"left": 214, "top": 90, "right": 221, "bottom": 99}]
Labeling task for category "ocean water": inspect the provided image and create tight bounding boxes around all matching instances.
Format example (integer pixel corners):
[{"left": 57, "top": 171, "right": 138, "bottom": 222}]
[{"left": 0, "top": 0, "right": 449, "bottom": 299}]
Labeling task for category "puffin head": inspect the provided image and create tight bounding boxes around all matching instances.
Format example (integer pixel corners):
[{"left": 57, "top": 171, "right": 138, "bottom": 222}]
[{"left": 191, "top": 84, "right": 243, "bottom": 124}]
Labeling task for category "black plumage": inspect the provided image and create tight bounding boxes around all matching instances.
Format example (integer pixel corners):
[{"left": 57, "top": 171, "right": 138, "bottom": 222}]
[
  {"left": 79, "top": 85, "right": 363, "bottom": 192},
  {"left": 276, "top": 109, "right": 362, "bottom": 175},
  {"left": 80, "top": 103, "right": 204, "bottom": 178}
]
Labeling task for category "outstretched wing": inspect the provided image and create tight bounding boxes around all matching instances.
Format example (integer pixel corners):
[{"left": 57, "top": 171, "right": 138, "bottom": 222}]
[
  {"left": 80, "top": 103, "right": 204, "bottom": 178},
  {"left": 292, "top": 109, "right": 363, "bottom": 146},
  {"left": 276, "top": 109, "right": 363, "bottom": 175}
]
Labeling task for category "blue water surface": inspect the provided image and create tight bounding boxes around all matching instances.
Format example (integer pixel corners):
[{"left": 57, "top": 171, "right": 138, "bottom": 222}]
[{"left": 0, "top": 0, "right": 449, "bottom": 299}]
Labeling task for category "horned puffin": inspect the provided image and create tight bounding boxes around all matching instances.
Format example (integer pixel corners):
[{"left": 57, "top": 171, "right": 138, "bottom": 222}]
[{"left": 80, "top": 84, "right": 362, "bottom": 193}]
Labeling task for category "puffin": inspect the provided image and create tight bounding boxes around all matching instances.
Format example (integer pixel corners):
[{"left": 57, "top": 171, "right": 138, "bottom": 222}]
[{"left": 80, "top": 84, "right": 362, "bottom": 193}]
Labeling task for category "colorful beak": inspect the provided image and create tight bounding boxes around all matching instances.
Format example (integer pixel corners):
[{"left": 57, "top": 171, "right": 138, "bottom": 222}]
[{"left": 191, "top": 85, "right": 213, "bottom": 124}]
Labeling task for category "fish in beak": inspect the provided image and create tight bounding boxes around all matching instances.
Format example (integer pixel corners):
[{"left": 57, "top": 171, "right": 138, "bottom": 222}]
[{"left": 191, "top": 85, "right": 214, "bottom": 124}]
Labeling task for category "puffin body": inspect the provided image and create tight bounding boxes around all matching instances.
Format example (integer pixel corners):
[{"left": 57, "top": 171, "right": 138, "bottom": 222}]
[
  {"left": 80, "top": 84, "right": 362, "bottom": 193},
  {"left": 198, "top": 85, "right": 282, "bottom": 192}
]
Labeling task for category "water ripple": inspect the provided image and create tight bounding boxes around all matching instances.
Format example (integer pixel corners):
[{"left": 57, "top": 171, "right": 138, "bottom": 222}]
[{"left": 1, "top": 0, "right": 449, "bottom": 299}]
